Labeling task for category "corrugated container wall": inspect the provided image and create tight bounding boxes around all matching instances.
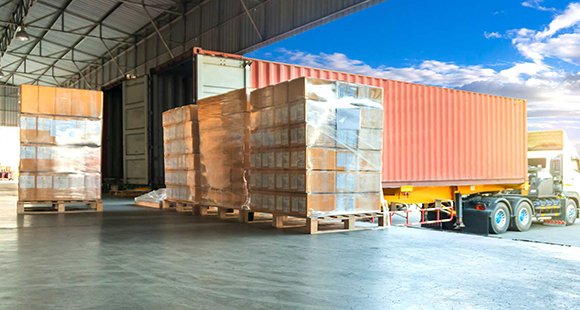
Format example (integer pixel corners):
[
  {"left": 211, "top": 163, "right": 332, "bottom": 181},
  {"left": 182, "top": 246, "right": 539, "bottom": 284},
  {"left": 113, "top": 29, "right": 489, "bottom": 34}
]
[
  {"left": 0, "top": 86, "right": 20, "bottom": 127},
  {"left": 249, "top": 59, "right": 527, "bottom": 188}
]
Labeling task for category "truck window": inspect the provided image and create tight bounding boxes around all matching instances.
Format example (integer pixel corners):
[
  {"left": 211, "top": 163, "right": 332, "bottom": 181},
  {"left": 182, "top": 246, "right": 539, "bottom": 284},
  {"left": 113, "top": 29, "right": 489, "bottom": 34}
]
[
  {"left": 572, "top": 159, "right": 580, "bottom": 171},
  {"left": 528, "top": 158, "right": 546, "bottom": 168}
]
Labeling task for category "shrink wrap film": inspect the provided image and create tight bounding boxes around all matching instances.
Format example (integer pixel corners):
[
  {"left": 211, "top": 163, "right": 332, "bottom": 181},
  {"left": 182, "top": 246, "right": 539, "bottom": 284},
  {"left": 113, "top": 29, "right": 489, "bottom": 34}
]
[
  {"left": 248, "top": 77, "right": 383, "bottom": 217},
  {"left": 162, "top": 105, "right": 201, "bottom": 203},
  {"left": 18, "top": 85, "right": 103, "bottom": 203},
  {"left": 198, "top": 89, "right": 251, "bottom": 209}
]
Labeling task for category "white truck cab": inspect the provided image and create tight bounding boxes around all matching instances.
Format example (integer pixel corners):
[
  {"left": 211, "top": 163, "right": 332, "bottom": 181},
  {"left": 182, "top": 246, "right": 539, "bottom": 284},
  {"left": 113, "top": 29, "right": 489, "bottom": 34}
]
[{"left": 528, "top": 130, "right": 580, "bottom": 224}]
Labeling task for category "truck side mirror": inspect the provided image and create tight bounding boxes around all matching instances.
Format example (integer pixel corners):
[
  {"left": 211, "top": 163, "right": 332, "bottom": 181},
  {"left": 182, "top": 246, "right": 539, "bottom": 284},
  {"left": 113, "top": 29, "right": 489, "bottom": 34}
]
[{"left": 550, "top": 155, "right": 563, "bottom": 179}]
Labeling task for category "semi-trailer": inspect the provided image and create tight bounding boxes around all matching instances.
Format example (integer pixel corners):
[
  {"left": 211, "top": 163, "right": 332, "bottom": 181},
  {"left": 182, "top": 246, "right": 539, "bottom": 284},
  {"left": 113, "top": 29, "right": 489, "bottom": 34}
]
[{"left": 145, "top": 48, "right": 579, "bottom": 234}]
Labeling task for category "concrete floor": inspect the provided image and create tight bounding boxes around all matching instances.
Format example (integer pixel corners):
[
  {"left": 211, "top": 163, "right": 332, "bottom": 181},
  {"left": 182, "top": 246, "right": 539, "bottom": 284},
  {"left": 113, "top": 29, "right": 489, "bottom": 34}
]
[{"left": 1, "top": 183, "right": 580, "bottom": 309}]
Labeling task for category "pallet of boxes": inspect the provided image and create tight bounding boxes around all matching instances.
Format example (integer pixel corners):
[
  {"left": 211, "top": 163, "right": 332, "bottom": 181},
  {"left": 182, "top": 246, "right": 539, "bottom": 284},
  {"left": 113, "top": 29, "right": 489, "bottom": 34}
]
[
  {"left": 162, "top": 105, "right": 201, "bottom": 212},
  {"left": 18, "top": 85, "right": 103, "bottom": 214},
  {"left": 247, "top": 77, "right": 386, "bottom": 233},
  {"left": 196, "top": 89, "right": 251, "bottom": 220}
]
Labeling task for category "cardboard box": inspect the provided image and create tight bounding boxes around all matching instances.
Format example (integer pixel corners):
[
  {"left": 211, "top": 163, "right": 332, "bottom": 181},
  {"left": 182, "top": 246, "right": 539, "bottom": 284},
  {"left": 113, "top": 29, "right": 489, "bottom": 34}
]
[
  {"left": 20, "top": 115, "right": 37, "bottom": 143},
  {"left": 358, "top": 128, "right": 382, "bottom": 150},
  {"left": 19, "top": 145, "right": 37, "bottom": 172},
  {"left": 290, "top": 123, "right": 335, "bottom": 148},
  {"left": 21, "top": 85, "right": 38, "bottom": 113},
  {"left": 260, "top": 107, "right": 275, "bottom": 127},
  {"left": 288, "top": 99, "right": 336, "bottom": 125},
  {"left": 37, "top": 116, "right": 54, "bottom": 144},
  {"left": 88, "top": 91, "right": 103, "bottom": 118},
  {"left": 274, "top": 149, "right": 290, "bottom": 169},
  {"left": 37, "top": 146, "right": 54, "bottom": 172},
  {"left": 38, "top": 86, "right": 56, "bottom": 115},
  {"left": 18, "top": 173, "right": 36, "bottom": 201},
  {"left": 361, "top": 107, "right": 383, "bottom": 128},
  {"left": 287, "top": 77, "right": 335, "bottom": 103},
  {"left": 273, "top": 82, "right": 288, "bottom": 106},
  {"left": 55, "top": 87, "right": 72, "bottom": 115},
  {"left": 290, "top": 147, "right": 336, "bottom": 170},
  {"left": 335, "top": 129, "right": 359, "bottom": 149},
  {"left": 72, "top": 89, "right": 90, "bottom": 117},
  {"left": 52, "top": 174, "right": 70, "bottom": 200},
  {"left": 357, "top": 150, "right": 382, "bottom": 172},
  {"left": 250, "top": 86, "right": 273, "bottom": 109},
  {"left": 36, "top": 173, "right": 54, "bottom": 200},
  {"left": 274, "top": 104, "right": 289, "bottom": 125},
  {"left": 288, "top": 170, "right": 336, "bottom": 193},
  {"left": 335, "top": 149, "right": 358, "bottom": 171},
  {"left": 85, "top": 173, "right": 101, "bottom": 200},
  {"left": 356, "top": 172, "right": 382, "bottom": 192}
]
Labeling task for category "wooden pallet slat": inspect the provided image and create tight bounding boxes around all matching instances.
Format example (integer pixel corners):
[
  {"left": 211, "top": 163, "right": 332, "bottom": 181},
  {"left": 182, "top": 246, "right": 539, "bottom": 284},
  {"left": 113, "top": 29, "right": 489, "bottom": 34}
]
[{"left": 17, "top": 200, "right": 103, "bottom": 215}]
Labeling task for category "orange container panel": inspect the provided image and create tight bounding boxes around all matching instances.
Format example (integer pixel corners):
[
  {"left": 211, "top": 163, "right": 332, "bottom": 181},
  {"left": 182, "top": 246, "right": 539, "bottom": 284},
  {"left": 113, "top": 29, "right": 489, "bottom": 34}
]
[{"left": 249, "top": 59, "right": 527, "bottom": 188}]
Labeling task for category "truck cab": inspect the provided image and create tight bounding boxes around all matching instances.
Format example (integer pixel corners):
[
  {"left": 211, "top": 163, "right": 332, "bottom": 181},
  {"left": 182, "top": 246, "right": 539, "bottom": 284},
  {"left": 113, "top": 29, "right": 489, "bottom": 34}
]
[{"left": 528, "top": 130, "right": 580, "bottom": 224}]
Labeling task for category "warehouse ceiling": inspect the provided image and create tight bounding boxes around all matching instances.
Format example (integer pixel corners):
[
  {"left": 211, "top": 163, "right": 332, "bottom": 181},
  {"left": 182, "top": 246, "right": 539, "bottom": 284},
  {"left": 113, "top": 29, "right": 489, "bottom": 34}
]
[{"left": 0, "top": 0, "right": 386, "bottom": 88}]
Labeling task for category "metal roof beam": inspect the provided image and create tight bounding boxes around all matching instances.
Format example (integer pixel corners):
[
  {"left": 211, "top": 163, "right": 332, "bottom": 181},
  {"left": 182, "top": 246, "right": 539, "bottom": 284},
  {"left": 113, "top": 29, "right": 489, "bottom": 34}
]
[
  {"left": 30, "top": 2, "right": 124, "bottom": 85},
  {"left": 5, "top": 0, "right": 75, "bottom": 82},
  {"left": 37, "top": 0, "right": 133, "bottom": 37},
  {"left": 0, "top": 0, "right": 36, "bottom": 57},
  {"left": 0, "top": 21, "right": 135, "bottom": 45},
  {"left": 116, "top": 0, "right": 181, "bottom": 15}
]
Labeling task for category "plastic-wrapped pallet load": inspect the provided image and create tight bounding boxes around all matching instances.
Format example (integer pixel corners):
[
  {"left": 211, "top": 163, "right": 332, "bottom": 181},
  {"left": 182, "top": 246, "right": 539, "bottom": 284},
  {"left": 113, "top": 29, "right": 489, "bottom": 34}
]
[
  {"left": 162, "top": 105, "right": 201, "bottom": 203},
  {"left": 197, "top": 89, "right": 251, "bottom": 209},
  {"left": 248, "top": 77, "right": 383, "bottom": 217},
  {"left": 18, "top": 85, "right": 103, "bottom": 210}
]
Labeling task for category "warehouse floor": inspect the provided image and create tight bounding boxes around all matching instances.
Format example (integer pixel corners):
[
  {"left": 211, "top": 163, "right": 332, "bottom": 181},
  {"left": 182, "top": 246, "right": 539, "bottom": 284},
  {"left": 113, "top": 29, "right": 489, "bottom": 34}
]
[{"left": 1, "top": 182, "right": 580, "bottom": 309}]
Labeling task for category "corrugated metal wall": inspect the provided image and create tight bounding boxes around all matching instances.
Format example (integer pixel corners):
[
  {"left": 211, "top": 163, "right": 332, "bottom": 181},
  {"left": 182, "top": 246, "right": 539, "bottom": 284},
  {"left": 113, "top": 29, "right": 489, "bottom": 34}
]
[
  {"left": 64, "top": 0, "right": 386, "bottom": 90},
  {"left": 249, "top": 59, "right": 528, "bottom": 187},
  {"left": 0, "top": 86, "right": 20, "bottom": 127}
]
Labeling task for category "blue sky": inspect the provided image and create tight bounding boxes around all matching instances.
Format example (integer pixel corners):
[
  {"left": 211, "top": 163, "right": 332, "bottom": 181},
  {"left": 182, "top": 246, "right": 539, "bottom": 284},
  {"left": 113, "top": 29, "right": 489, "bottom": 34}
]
[{"left": 246, "top": 0, "right": 580, "bottom": 150}]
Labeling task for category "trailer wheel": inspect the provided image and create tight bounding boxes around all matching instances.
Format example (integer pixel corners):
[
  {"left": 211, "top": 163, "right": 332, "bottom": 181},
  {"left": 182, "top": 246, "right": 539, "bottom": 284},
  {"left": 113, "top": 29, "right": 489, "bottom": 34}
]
[
  {"left": 490, "top": 202, "right": 510, "bottom": 234},
  {"left": 564, "top": 199, "right": 577, "bottom": 226},
  {"left": 510, "top": 201, "right": 532, "bottom": 232}
]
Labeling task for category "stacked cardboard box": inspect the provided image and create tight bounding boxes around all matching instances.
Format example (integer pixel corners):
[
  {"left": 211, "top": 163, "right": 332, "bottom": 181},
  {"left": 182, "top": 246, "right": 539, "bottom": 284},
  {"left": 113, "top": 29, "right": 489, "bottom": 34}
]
[
  {"left": 18, "top": 85, "right": 103, "bottom": 201},
  {"left": 162, "top": 105, "right": 201, "bottom": 202},
  {"left": 248, "top": 77, "right": 383, "bottom": 217},
  {"left": 197, "top": 89, "right": 251, "bottom": 209}
]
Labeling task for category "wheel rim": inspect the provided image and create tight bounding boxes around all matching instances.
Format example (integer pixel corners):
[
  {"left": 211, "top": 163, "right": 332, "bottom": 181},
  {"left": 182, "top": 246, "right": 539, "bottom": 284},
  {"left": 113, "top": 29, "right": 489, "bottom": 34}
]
[
  {"left": 495, "top": 209, "right": 507, "bottom": 228},
  {"left": 519, "top": 208, "right": 530, "bottom": 226},
  {"left": 568, "top": 204, "right": 576, "bottom": 220}
]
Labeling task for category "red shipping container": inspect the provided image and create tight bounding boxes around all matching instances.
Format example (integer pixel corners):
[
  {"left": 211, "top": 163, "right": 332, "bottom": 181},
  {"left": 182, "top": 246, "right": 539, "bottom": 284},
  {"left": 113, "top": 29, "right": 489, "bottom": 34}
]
[{"left": 248, "top": 58, "right": 527, "bottom": 188}]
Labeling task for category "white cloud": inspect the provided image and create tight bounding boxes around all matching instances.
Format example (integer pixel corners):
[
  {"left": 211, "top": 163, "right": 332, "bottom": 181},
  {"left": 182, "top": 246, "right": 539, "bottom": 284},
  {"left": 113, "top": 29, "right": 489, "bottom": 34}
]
[
  {"left": 484, "top": 31, "right": 502, "bottom": 39},
  {"left": 275, "top": 48, "right": 579, "bottom": 120},
  {"left": 521, "top": 0, "right": 557, "bottom": 12},
  {"left": 513, "top": 3, "right": 580, "bottom": 63},
  {"left": 271, "top": 3, "right": 580, "bottom": 149}
]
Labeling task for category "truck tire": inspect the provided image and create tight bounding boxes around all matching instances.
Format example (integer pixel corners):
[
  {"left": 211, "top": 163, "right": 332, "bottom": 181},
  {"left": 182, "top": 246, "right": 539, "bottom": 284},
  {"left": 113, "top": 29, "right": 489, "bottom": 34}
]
[
  {"left": 510, "top": 201, "right": 532, "bottom": 232},
  {"left": 564, "top": 199, "right": 577, "bottom": 226},
  {"left": 490, "top": 202, "right": 510, "bottom": 234}
]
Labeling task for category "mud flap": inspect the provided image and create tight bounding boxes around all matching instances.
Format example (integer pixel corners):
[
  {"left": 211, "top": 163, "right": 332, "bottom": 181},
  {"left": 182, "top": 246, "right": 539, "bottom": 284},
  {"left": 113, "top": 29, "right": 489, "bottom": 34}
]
[{"left": 462, "top": 209, "right": 490, "bottom": 236}]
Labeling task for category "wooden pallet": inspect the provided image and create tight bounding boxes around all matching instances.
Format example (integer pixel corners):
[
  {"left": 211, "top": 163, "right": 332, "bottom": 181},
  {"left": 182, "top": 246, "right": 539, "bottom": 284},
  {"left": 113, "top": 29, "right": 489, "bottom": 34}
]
[
  {"left": 109, "top": 190, "right": 149, "bottom": 198},
  {"left": 162, "top": 199, "right": 197, "bottom": 212},
  {"left": 17, "top": 200, "right": 103, "bottom": 214},
  {"left": 134, "top": 200, "right": 162, "bottom": 209},
  {"left": 239, "top": 210, "right": 387, "bottom": 234}
]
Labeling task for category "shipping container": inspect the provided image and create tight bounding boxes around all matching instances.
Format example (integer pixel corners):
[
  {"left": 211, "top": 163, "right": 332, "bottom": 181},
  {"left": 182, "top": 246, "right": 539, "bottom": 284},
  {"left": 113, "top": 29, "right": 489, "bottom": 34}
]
[
  {"left": 102, "top": 49, "right": 526, "bottom": 189},
  {"left": 248, "top": 58, "right": 527, "bottom": 188}
]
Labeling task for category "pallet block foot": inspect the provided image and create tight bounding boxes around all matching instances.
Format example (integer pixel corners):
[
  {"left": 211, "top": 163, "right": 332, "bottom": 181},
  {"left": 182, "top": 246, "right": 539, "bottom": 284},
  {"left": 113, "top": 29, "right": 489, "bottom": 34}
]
[
  {"left": 272, "top": 215, "right": 286, "bottom": 228},
  {"left": 378, "top": 215, "right": 387, "bottom": 227},
  {"left": 343, "top": 217, "right": 355, "bottom": 230},
  {"left": 306, "top": 217, "right": 318, "bottom": 234},
  {"left": 218, "top": 207, "right": 227, "bottom": 219},
  {"left": 193, "top": 206, "right": 208, "bottom": 216}
]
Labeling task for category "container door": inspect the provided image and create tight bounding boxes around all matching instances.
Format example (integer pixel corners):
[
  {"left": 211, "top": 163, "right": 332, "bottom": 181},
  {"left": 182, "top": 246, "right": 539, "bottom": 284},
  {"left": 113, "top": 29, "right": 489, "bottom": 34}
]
[
  {"left": 122, "top": 76, "right": 149, "bottom": 185},
  {"left": 195, "top": 54, "right": 250, "bottom": 100}
]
